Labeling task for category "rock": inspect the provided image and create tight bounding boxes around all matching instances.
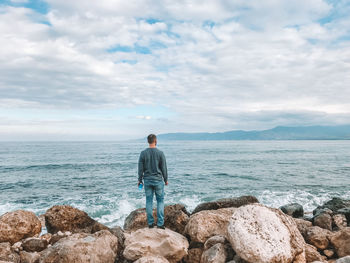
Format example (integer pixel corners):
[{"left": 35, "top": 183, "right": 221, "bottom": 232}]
[
  {"left": 49, "top": 232, "right": 71, "bottom": 245},
  {"left": 44, "top": 205, "right": 108, "bottom": 234},
  {"left": 323, "top": 249, "right": 335, "bottom": 258},
  {"left": 305, "top": 226, "right": 331, "bottom": 250},
  {"left": 294, "top": 218, "right": 313, "bottom": 238},
  {"left": 0, "top": 242, "right": 20, "bottom": 263},
  {"left": 39, "top": 230, "right": 118, "bottom": 263},
  {"left": 333, "top": 214, "right": 347, "bottom": 230},
  {"left": 192, "top": 196, "right": 258, "bottom": 215},
  {"left": 337, "top": 208, "right": 350, "bottom": 223},
  {"left": 305, "top": 244, "right": 326, "bottom": 263},
  {"left": 204, "top": 235, "right": 226, "bottom": 250},
  {"left": 134, "top": 255, "right": 170, "bottom": 263},
  {"left": 336, "top": 256, "right": 350, "bottom": 263},
  {"left": 314, "top": 198, "right": 350, "bottom": 215},
  {"left": 185, "top": 207, "right": 236, "bottom": 243},
  {"left": 227, "top": 203, "right": 306, "bottom": 263},
  {"left": 201, "top": 243, "right": 227, "bottom": 263},
  {"left": 0, "top": 210, "right": 42, "bottom": 244},
  {"left": 329, "top": 227, "right": 350, "bottom": 258},
  {"left": 314, "top": 213, "right": 333, "bottom": 231},
  {"left": 22, "top": 237, "right": 48, "bottom": 252},
  {"left": 19, "top": 251, "right": 40, "bottom": 263},
  {"left": 109, "top": 226, "right": 125, "bottom": 262},
  {"left": 184, "top": 248, "right": 203, "bottom": 263},
  {"left": 124, "top": 204, "right": 189, "bottom": 234},
  {"left": 123, "top": 228, "right": 188, "bottom": 263},
  {"left": 280, "top": 203, "right": 304, "bottom": 218},
  {"left": 40, "top": 233, "right": 52, "bottom": 243},
  {"left": 11, "top": 241, "right": 22, "bottom": 251}
]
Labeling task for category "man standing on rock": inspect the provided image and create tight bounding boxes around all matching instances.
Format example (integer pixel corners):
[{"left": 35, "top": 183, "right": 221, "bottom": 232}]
[{"left": 138, "top": 134, "right": 168, "bottom": 229}]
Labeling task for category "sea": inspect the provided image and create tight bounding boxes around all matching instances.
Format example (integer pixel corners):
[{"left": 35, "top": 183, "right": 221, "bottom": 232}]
[{"left": 1, "top": 140, "right": 350, "bottom": 228}]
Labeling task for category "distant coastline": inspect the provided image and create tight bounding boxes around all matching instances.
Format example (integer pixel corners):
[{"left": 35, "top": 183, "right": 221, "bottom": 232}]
[{"left": 157, "top": 125, "right": 350, "bottom": 140}]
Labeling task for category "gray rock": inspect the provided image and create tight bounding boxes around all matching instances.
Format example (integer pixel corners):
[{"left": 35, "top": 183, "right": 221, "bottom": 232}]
[
  {"left": 191, "top": 196, "right": 258, "bottom": 215},
  {"left": 22, "top": 237, "right": 48, "bottom": 252},
  {"left": 201, "top": 243, "right": 227, "bottom": 263},
  {"left": 336, "top": 256, "right": 350, "bottom": 263},
  {"left": 280, "top": 203, "right": 304, "bottom": 218},
  {"left": 313, "top": 212, "right": 332, "bottom": 230},
  {"left": 313, "top": 198, "right": 350, "bottom": 215},
  {"left": 203, "top": 235, "right": 226, "bottom": 250}
]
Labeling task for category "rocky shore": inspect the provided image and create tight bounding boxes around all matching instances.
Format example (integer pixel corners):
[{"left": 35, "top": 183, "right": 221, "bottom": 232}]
[{"left": 1, "top": 196, "right": 350, "bottom": 263}]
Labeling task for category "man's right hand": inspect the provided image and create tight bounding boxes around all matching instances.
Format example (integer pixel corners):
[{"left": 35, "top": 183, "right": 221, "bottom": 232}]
[{"left": 165, "top": 181, "right": 168, "bottom": 186}]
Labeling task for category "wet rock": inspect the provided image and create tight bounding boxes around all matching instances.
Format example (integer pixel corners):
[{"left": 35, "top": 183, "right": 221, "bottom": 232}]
[
  {"left": 329, "top": 227, "right": 350, "bottom": 258},
  {"left": 280, "top": 203, "right": 304, "bottom": 218},
  {"left": 19, "top": 251, "right": 40, "bottom": 263},
  {"left": 185, "top": 207, "right": 236, "bottom": 243},
  {"left": 39, "top": 230, "right": 118, "bottom": 263},
  {"left": 123, "top": 228, "right": 188, "bottom": 263},
  {"left": 134, "top": 255, "right": 170, "bottom": 263},
  {"left": 124, "top": 204, "right": 189, "bottom": 234},
  {"left": 201, "top": 243, "right": 227, "bottom": 263},
  {"left": 314, "top": 213, "right": 333, "bottom": 231},
  {"left": 184, "top": 248, "right": 203, "bottom": 263},
  {"left": 333, "top": 214, "right": 347, "bottom": 230},
  {"left": 336, "top": 256, "right": 350, "bottom": 263},
  {"left": 203, "top": 235, "right": 226, "bottom": 250},
  {"left": 305, "top": 226, "right": 331, "bottom": 250},
  {"left": 44, "top": 205, "right": 108, "bottom": 234},
  {"left": 305, "top": 244, "right": 326, "bottom": 263},
  {"left": 22, "top": 237, "right": 48, "bottom": 252},
  {"left": 314, "top": 198, "right": 350, "bottom": 215},
  {"left": 0, "top": 210, "right": 41, "bottom": 244},
  {"left": 294, "top": 218, "right": 313, "bottom": 238},
  {"left": 0, "top": 242, "right": 20, "bottom": 263},
  {"left": 227, "top": 203, "right": 306, "bottom": 263},
  {"left": 191, "top": 196, "right": 258, "bottom": 215}
]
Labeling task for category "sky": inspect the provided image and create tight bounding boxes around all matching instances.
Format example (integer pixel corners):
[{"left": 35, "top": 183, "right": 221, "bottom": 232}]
[{"left": 0, "top": 0, "right": 350, "bottom": 140}]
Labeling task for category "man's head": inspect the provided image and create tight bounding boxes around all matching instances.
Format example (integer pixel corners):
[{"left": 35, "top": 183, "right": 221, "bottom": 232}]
[{"left": 147, "top": 134, "right": 157, "bottom": 146}]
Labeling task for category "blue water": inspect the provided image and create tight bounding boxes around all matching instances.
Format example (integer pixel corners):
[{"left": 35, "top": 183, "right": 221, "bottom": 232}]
[{"left": 1, "top": 140, "right": 350, "bottom": 227}]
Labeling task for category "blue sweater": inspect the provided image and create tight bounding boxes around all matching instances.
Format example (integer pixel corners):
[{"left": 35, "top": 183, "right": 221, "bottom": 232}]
[{"left": 138, "top": 148, "right": 168, "bottom": 183}]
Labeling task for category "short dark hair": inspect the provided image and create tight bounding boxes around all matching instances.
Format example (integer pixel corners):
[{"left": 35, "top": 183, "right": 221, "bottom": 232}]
[{"left": 147, "top": 134, "right": 157, "bottom": 144}]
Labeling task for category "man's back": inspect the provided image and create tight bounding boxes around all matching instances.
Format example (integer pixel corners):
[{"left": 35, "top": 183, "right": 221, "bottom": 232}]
[{"left": 138, "top": 148, "right": 168, "bottom": 183}]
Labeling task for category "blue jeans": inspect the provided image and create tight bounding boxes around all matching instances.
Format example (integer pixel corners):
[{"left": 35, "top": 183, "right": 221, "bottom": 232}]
[{"left": 144, "top": 180, "right": 164, "bottom": 226}]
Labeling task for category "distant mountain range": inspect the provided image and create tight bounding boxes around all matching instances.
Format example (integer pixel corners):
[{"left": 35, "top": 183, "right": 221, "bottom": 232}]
[{"left": 157, "top": 125, "right": 350, "bottom": 140}]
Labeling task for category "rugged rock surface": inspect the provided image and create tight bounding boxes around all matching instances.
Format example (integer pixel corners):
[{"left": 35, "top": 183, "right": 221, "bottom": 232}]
[
  {"left": 39, "top": 230, "right": 118, "bottom": 263},
  {"left": 305, "top": 244, "right": 326, "bottom": 263},
  {"left": 134, "top": 255, "right": 170, "bottom": 263},
  {"left": 204, "top": 235, "right": 226, "bottom": 250},
  {"left": 313, "top": 213, "right": 333, "bottom": 231},
  {"left": 124, "top": 204, "right": 189, "bottom": 234},
  {"left": 109, "top": 226, "right": 125, "bottom": 262},
  {"left": 330, "top": 227, "right": 350, "bottom": 258},
  {"left": 227, "top": 203, "right": 306, "bottom": 263},
  {"left": 19, "top": 251, "right": 40, "bottom": 263},
  {"left": 44, "top": 205, "right": 108, "bottom": 234},
  {"left": 191, "top": 196, "right": 258, "bottom": 214},
  {"left": 334, "top": 214, "right": 347, "bottom": 230},
  {"left": 314, "top": 198, "right": 350, "bottom": 216},
  {"left": 0, "top": 210, "right": 41, "bottom": 244},
  {"left": 201, "top": 243, "right": 227, "bottom": 263},
  {"left": 185, "top": 207, "right": 236, "bottom": 243},
  {"left": 280, "top": 203, "right": 304, "bottom": 218},
  {"left": 184, "top": 248, "right": 203, "bottom": 263},
  {"left": 305, "top": 226, "right": 331, "bottom": 250},
  {"left": 294, "top": 218, "right": 313, "bottom": 238},
  {"left": 0, "top": 242, "right": 20, "bottom": 263},
  {"left": 123, "top": 228, "right": 188, "bottom": 263},
  {"left": 336, "top": 256, "right": 350, "bottom": 263},
  {"left": 22, "top": 237, "right": 48, "bottom": 252}
]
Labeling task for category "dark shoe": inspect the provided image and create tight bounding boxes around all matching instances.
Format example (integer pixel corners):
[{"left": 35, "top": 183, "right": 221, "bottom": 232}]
[
  {"left": 157, "top": 225, "right": 165, "bottom": 229},
  {"left": 148, "top": 224, "right": 155, "bottom": 228}
]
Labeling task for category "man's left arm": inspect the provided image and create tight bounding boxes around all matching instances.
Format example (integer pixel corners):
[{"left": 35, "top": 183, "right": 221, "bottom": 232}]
[{"left": 138, "top": 153, "right": 144, "bottom": 185}]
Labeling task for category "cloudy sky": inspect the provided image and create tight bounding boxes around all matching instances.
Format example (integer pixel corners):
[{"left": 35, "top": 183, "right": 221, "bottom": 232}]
[{"left": 0, "top": 0, "right": 350, "bottom": 140}]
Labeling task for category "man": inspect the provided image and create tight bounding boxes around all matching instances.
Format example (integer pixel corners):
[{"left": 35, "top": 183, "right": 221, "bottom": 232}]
[{"left": 138, "top": 134, "right": 168, "bottom": 229}]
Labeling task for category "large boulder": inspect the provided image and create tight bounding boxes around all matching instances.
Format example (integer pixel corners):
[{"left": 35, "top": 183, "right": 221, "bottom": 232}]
[
  {"left": 336, "top": 256, "right": 350, "bottom": 263},
  {"left": 44, "top": 205, "right": 108, "bottom": 234},
  {"left": 227, "top": 203, "right": 306, "bottom": 263},
  {"left": 313, "top": 198, "right": 350, "bottom": 215},
  {"left": 123, "top": 228, "right": 188, "bottom": 263},
  {"left": 201, "top": 243, "right": 227, "bottom": 263},
  {"left": 192, "top": 196, "right": 258, "bottom": 215},
  {"left": 0, "top": 210, "right": 41, "bottom": 244},
  {"left": 39, "top": 230, "right": 118, "bottom": 263},
  {"left": 22, "top": 237, "right": 48, "bottom": 252},
  {"left": 185, "top": 208, "right": 236, "bottom": 243},
  {"left": 313, "top": 213, "right": 332, "bottom": 231},
  {"left": 294, "top": 218, "right": 313, "bottom": 238},
  {"left": 330, "top": 227, "right": 350, "bottom": 258},
  {"left": 124, "top": 204, "right": 189, "bottom": 234},
  {"left": 0, "top": 242, "right": 20, "bottom": 263},
  {"left": 305, "top": 226, "right": 331, "bottom": 250},
  {"left": 280, "top": 203, "right": 304, "bottom": 218},
  {"left": 334, "top": 214, "right": 347, "bottom": 230}
]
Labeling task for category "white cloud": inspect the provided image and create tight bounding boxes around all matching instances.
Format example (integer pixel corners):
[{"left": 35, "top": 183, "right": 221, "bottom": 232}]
[{"left": 0, "top": 0, "right": 350, "bottom": 139}]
